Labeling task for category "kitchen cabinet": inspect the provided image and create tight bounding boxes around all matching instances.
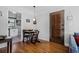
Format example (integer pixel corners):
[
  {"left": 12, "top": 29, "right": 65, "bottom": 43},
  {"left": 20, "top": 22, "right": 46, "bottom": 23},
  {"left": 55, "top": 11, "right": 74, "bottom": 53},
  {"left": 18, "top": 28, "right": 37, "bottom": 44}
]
[{"left": 10, "top": 29, "right": 18, "bottom": 37}]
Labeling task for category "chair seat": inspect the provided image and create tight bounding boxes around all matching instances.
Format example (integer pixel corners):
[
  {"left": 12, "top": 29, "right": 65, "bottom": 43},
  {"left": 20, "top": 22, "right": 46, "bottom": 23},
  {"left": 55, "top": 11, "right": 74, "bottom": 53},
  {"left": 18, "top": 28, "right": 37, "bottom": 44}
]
[{"left": 25, "top": 34, "right": 31, "bottom": 36}]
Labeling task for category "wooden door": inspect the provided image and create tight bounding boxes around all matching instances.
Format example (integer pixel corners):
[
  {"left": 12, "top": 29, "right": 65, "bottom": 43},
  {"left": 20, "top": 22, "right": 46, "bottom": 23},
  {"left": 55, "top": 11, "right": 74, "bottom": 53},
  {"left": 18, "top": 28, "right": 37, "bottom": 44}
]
[{"left": 50, "top": 10, "right": 64, "bottom": 45}]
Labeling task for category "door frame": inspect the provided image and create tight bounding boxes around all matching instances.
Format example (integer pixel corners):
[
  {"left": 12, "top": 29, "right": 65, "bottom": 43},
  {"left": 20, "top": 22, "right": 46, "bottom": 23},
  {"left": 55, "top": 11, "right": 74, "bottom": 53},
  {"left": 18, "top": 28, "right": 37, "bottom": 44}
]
[{"left": 49, "top": 10, "right": 64, "bottom": 45}]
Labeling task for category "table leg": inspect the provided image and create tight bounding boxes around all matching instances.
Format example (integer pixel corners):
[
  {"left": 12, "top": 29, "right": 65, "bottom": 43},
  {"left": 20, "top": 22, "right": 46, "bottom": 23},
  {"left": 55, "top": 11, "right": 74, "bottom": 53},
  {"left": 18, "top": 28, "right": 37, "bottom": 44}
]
[
  {"left": 10, "top": 40, "right": 12, "bottom": 53},
  {"left": 23, "top": 37, "right": 24, "bottom": 42},
  {"left": 7, "top": 42, "right": 9, "bottom": 53}
]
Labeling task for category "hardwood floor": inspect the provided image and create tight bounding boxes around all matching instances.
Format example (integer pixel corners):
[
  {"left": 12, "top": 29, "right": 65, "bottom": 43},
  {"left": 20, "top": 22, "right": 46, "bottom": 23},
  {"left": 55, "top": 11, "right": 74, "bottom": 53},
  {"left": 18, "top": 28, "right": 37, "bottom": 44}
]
[{"left": 0, "top": 40, "right": 69, "bottom": 53}]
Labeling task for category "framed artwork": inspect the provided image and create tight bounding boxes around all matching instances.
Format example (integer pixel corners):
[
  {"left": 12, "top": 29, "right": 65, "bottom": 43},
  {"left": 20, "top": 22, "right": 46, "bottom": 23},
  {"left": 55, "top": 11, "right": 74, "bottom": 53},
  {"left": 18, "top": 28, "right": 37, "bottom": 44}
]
[
  {"left": 16, "top": 20, "right": 21, "bottom": 26},
  {"left": 26, "top": 19, "right": 30, "bottom": 23},
  {"left": 0, "top": 11, "right": 2, "bottom": 16}
]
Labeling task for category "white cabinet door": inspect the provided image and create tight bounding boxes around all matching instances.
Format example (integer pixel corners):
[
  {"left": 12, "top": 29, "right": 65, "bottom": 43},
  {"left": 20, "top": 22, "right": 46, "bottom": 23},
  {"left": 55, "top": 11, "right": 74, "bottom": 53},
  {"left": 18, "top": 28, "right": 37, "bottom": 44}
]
[{"left": 10, "top": 29, "right": 18, "bottom": 37}]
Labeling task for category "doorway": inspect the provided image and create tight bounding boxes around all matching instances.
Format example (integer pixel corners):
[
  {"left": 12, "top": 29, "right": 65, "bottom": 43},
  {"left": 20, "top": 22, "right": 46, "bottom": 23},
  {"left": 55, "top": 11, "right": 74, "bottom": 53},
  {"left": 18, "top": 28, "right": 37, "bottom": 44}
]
[{"left": 50, "top": 10, "right": 64, "bottom": 45}]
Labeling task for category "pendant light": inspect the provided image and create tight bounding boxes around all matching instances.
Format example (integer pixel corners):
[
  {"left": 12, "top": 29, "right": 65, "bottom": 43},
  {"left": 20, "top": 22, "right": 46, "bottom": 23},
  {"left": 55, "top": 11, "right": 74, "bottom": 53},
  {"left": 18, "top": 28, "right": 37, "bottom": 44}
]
[{"left": 33, "top": 6, "right": 37, "bottom": 24}]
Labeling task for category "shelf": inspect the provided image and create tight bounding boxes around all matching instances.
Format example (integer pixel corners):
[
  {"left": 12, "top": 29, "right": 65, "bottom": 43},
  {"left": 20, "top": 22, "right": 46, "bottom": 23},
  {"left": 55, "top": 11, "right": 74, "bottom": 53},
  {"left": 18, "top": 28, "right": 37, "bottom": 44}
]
[{"left": 8, "top": 17, "right": 16, "bottom": 19}]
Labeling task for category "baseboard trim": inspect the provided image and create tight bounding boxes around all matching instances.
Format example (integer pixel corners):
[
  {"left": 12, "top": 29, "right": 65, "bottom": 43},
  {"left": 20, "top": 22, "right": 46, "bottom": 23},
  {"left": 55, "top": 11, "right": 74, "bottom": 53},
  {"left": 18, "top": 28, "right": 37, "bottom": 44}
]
[{"left": 39, "top": 39, "right": 49, "bottom": 42}]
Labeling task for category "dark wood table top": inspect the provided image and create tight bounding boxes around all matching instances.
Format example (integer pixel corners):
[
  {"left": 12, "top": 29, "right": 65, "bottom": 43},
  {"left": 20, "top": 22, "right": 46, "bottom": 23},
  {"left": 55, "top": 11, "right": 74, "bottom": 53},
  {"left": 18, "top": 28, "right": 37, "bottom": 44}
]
[
  {"left": 0, "top": 35, "right": 6, "bottom": 39},
  {"left": 24, "top": 31, "right": 35, "bottom": 33},
  {"left": 0, "top": 36, "right": 12, "bottom": 43},
  {"left": 23, "top": 30, "right": 35, "bottom": 33},
  {"left": 0, "top": 36, "right": 12, "bottom": 53}
]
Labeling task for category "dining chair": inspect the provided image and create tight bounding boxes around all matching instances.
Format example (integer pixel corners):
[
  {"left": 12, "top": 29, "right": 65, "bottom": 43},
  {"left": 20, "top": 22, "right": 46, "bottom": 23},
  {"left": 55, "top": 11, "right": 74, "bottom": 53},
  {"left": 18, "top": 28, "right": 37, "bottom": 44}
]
[
  {"left": 31, "top": 30, "right": 40, "bottom": 44},
  {"left": 23, "top": 30, "right": 32, "bottom": 43}
]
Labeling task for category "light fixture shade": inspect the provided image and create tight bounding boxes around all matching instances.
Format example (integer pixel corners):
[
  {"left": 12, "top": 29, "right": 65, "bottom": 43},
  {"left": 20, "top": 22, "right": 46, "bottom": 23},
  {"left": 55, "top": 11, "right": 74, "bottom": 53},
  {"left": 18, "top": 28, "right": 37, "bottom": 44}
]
[
  {"left": 33, "top": 18, "right": 36, "bottom": 21},
  {"left": 33, "top": 18, "right": 37, "bottom": 24}
]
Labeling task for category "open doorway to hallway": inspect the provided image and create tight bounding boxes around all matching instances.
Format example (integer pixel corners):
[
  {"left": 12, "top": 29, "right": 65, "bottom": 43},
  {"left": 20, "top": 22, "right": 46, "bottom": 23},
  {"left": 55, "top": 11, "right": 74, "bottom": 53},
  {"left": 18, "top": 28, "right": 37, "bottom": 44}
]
[{"left": 50, "top": 10, "right": 64, "bottom": 45}]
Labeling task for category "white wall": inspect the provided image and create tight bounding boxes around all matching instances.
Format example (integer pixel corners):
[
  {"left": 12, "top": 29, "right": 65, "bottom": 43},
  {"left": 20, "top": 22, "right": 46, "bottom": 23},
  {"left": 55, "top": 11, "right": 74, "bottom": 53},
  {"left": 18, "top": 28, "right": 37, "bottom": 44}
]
[
  {"left": 64, "top": 7, "right": 79, "bottom": 46},
  {"left": 6, "top": 6, "right": 35, "bottom": 41},
  {"left": 37, "top": 6, "right": 79, "bottom": 46},
  {"left": 0, "top": 7, "right": 8, "bottom": 35},
  {"left": 0, "top": 6, "right": 35, "bottom": 48},
  {"left": 0, "top": 7, "right": 8, "bottom": 48},
  {"left": 36, "top": 6, "right": 65, "bottom": 41},
  {"left": 0, "top": 6, "right": 35, "bottom": 35}
]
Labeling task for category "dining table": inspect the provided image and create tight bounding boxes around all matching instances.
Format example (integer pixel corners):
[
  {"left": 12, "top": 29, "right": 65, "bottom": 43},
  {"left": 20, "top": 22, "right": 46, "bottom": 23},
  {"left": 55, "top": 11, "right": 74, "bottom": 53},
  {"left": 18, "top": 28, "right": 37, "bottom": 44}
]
[
  {"left": 23, "top": 29, "right": 40, "bottom": 44},
  {"left": 0, "top": 35, "right": 12, "bottom": 53},
  {"left": 23, "top": 30, "right": 36, "bottom": 43}
]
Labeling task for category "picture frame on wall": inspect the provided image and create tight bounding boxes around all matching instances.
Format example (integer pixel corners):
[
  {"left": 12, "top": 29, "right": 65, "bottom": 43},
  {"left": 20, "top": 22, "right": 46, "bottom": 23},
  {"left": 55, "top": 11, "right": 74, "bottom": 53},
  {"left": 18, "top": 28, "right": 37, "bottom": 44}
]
[
  {"left": 0, "top": 11, "right": 2, "bottom": 16},
  {"left": 26, "top": 19, "right": 30, "bottom": 23},
  {"left": 16, "top": 20, "right": 21, "bottom": 26}
]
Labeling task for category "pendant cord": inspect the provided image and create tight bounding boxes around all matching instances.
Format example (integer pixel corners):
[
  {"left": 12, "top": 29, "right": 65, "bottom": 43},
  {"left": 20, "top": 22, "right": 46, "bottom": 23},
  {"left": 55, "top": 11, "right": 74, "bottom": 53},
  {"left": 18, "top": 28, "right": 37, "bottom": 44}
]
[{"left": 33, "top": 6, "right": 36, "bottom": 18}]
